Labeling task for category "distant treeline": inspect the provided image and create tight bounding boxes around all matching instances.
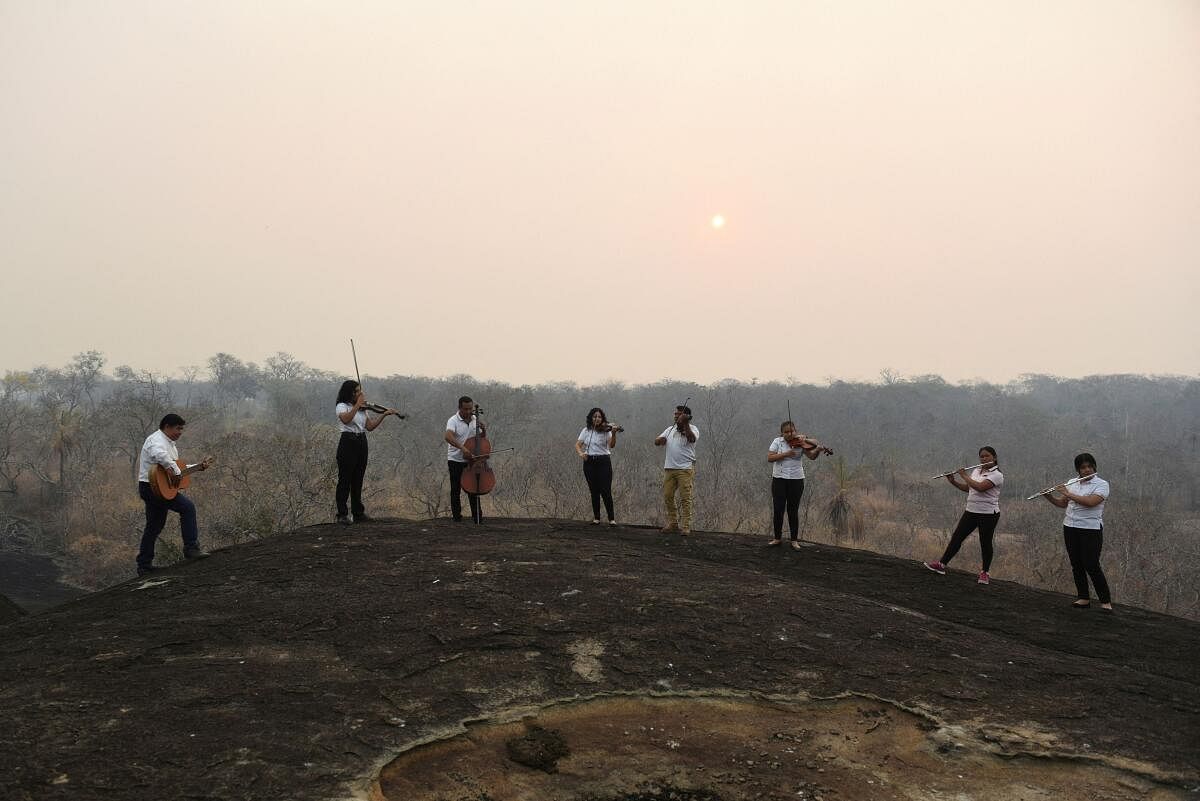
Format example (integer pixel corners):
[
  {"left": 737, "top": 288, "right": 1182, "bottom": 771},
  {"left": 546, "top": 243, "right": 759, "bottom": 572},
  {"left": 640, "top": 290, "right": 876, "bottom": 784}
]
[{"left": 2, "top": 351, "right": 1198, "bottom": 618}]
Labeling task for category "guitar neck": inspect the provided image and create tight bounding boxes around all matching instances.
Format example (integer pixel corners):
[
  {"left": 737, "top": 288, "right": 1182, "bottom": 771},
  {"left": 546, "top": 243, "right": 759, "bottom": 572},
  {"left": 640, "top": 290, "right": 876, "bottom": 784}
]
[{"left": 177, "top": 462, "right": 208, "bottom": 477}]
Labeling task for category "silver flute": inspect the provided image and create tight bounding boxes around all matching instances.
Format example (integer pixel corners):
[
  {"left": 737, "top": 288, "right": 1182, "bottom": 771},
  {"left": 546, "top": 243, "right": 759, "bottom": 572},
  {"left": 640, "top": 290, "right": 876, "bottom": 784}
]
[
  {"left": 1026, "top": 474, "right": 1092, "bottom": 500},
  {"left": 929, "top": 462, "right": 992, "bottom": 480}
]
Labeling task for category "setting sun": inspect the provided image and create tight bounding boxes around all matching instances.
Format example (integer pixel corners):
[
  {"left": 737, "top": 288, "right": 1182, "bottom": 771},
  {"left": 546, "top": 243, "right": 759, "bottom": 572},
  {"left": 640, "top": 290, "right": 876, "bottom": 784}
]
[{"left": 710, "top": 214, "right": 726, "bottom": 229}]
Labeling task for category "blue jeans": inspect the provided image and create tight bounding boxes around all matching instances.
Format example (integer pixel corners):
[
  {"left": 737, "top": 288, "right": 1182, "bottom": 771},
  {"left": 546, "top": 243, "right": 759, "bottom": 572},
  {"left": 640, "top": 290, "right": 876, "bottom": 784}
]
[{"left": 137, "top": 482, "right": 199, "bottom": 568}]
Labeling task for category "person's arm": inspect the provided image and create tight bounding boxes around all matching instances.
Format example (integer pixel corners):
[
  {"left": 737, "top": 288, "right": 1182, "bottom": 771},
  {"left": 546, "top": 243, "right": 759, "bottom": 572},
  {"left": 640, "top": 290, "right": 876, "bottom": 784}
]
[
  {"left": 608, "top": 430, "right": 617, "bottom": 448},
  {"left": 767, "top": 441, "right": 796, "bottom": 462},
  {"left": 365, "top": 412, "right": 392, "bottom": 431},
  {"left": 148, "top": 435, "right": 181, "bottom": 476},
  {"left": 1059, "top": 489, "right": 1105, "bottom": 508},
  {"left": 654, "top": 427, "right": 668, "bottom": 447},
  {"left": 945, "top": 474, "right": 969, "bottom": 493},
  {"left": 576, "top": 435, "right": 588, "bottom": 460},
  {"left": 445, "top": 428, "right": 472, "bottom": 458},
  {"left": 337, "top": 395, "right": 365, "bottom": 424},
  {"left": 1044, "top": 488, "right": 1070, "bottom": 509},
  {"left": 683, "top": 423, "right": 697, "bottom": 444},
  {"left": 957, "top": 468, "right": 994, "bottom": 492}
]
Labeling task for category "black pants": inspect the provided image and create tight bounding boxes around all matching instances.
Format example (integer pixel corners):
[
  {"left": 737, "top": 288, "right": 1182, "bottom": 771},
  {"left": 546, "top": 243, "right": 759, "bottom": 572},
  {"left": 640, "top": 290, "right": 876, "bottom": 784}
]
[
  {"left": 335, "top": 432, "right": 368, "bottom": 518},
  {"left": 771, "top": 477, "right": 805, "bottom": 539},
  {"left": 447, "top": 460, "right": 481, "bottom": 522},
  {"left": 940, "top": 510, "right": 1000, "bottom": 571},
  {"left": 1063, "top": 525, "right": 1111, "bottom": 603},
  {"left": 583, "top": 455, "right": 615, "bottom": 521}
]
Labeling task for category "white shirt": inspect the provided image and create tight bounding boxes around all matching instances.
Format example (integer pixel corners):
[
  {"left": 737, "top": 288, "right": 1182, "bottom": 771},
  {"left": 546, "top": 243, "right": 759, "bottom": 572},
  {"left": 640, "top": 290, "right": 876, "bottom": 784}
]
[
  {"left": 1064, "top": 475, "right": 1109, "bottom": 530},
  {"left": 578, "top": 427, "right": 613, "bottom": 456},
  {"left": 768, "top": 436, "right": 807, "bottom": 480},
  {"left": 137, "top": 429, "right": 181, "bottom": 482},
  {"left": 335, "top": 402, "right": 367, "bottom": 434},
  {"left": 446, "top": 413, "right": 479, "bottom": 462},
  {"left": 660, "top": 425, "right": 700, "bottom": 469},
  {"left": 964, "top": 466, "right": 1004, "bottom": 513}
]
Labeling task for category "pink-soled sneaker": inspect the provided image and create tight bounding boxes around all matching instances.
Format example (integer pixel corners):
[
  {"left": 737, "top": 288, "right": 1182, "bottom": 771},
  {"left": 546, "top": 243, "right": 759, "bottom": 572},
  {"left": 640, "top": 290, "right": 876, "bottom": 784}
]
[
  {"left": 977, "top": 571, "right": 990, "bottom": 585},
  {"left": 923, "top": 560, "right": 946, "bottom": 575}
]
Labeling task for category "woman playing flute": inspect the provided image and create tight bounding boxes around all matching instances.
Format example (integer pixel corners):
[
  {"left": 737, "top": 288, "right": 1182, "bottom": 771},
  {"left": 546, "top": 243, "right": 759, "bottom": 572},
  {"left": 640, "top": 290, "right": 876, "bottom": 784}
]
[
  {"left": 924, "top": 446, "right": 1004, "bottom": 584},
  {"left": 1040, "top": 452, "right": 1112, "bottom": 611}
]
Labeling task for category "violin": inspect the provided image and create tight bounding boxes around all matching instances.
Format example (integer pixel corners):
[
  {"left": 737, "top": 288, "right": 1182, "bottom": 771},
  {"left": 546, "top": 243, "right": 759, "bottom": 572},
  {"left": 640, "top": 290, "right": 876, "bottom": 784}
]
[
  {"left": 786, "top": 433, "right": 834, "bottom": 456},
  {"left": 361, "top": 400, "right": 406, "bottom": 418},
  {"left": 460, "top": 404, "right": 496, "bottom": 496},
  {"left": 600, "top": 423, "right": 624, "bottom": 433}
]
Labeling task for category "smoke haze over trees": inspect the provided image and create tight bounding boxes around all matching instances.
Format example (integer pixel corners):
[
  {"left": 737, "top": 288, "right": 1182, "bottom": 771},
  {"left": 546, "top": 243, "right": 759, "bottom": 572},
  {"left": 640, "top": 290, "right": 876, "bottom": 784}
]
[{"left": 2, "top": 351, "right": 1197, "bottom": 619}]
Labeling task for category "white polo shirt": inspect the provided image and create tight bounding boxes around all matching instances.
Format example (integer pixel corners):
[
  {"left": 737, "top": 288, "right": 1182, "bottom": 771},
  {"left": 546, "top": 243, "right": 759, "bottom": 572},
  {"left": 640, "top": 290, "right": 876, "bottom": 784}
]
[
  {"left": 1064, "top": 475, "right": 1109, "bottom": 530},
  {"left": 660, "top": 425, "right": 700, "bottom": 469},
  {"left": 964, "top": 466, "right": 1004, "bottom": 513},
  {"left": 768, "top": 436, "right": 806, "bottom": 480},
  {"left": 578, "top": 428, "right": 612, "bottom": 456},
  {"left": 446, "top": 413, "right": 479, "bottom": 463},
  {"left": 335, "top": 403, "right": 367, "bottom": 434}
]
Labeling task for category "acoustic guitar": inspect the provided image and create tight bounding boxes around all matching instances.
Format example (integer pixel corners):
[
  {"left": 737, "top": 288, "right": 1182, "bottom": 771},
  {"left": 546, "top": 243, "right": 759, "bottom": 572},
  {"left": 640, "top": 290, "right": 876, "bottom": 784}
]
[{"left": 148, "top": 457, "right": 215, "bottom": 501}]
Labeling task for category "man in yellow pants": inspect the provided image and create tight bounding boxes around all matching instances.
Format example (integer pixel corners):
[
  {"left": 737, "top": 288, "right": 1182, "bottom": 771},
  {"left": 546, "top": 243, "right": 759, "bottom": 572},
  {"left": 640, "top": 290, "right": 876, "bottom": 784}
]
[{"left": 654, "top": 404, "right": 700, "bottom": 534}]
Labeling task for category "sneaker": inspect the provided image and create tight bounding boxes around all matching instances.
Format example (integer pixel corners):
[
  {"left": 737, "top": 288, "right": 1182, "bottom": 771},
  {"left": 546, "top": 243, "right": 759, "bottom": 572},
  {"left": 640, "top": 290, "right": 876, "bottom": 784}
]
[
  {"left": 184, "top": 548, "right": 211, "bottom": 560},
  {"left": 354, "top": 514, "right": 374, "bottom": 523},
  {"left": 790, "top": 540, "right": 802, "bottom": 550},
  {"left": 660, "top": 524, "right": 679, "bottom": 533},
  {"left": 680, "top": 528, "right": 691, "bottom": 536},
  {"left": 923, "top": 560, "right": 946, "bottom": 575},
  {"left": 337, "top": 515, "right": 352, "bottom": 526},
  {"left": 608, "top": 520, "right": 617, "bottom": 526},
  {"left": 767, "top": 539, "right": 782, "bottom": 547},
  {"left": 591, "top": 519, "right": 601, "bottom": 525},
  {"left": 977, "top": 571, "right": 990, "bottom": 585}
]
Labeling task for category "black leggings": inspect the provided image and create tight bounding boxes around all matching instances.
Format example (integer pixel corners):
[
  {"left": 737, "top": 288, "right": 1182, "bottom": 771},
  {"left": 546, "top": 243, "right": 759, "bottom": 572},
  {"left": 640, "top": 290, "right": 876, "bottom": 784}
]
[
  {"left": 940, "top": 511, "right": 1000, "bottom": 571},
  {"left": 771, "top": 477, "right": 805, "bottom": 539},
  {"left": 583, "top": 455, "right": 615, "bottom": 521},
  {"left": 335, "top": 433, "right": 368, "bottom": 517},
  {"left": 1063, "top": 525, "right": 1111, "bottom": 603}
]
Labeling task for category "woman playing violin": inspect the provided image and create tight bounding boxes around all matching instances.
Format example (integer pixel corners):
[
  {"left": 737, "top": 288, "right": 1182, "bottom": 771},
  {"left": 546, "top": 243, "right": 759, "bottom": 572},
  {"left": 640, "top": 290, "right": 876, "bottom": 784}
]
[
  {"left": 576, "top": 407, "right": 622, "bottom": 525},
  {"left": 334, "top": 380, "right": 399, "bottom": 525},
  {"left": 766, "top": 421, "right": 827, "bottom": 549}
]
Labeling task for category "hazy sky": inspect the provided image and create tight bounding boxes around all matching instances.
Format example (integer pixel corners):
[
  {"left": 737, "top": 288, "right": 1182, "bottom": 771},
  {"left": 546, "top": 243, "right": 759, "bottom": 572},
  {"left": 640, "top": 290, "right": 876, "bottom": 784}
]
[{"left": 2, "top": 1, "right": 1197, "bottom": 385}]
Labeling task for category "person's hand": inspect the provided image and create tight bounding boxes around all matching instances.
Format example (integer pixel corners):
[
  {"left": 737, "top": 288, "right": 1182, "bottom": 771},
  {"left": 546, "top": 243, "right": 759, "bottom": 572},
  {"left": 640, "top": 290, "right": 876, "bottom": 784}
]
[
  {"left": 956, "top": 467, "right": 970, "bottom": 479},
  {"left": 579, "top": 451, "right": 588, "bottom": 460},
  {"left": 168, "top": 471, "right": 182, "bottom": 488},
  {"left": 1054, "top": 483, "right": 1068, "bottom": 495}
]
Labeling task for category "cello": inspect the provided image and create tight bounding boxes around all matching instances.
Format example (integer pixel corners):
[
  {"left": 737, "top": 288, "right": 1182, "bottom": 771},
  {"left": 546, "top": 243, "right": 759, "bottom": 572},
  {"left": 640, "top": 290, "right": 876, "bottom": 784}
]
[{"left": 460, "top": 404, "right": 496, "bottom": 502}]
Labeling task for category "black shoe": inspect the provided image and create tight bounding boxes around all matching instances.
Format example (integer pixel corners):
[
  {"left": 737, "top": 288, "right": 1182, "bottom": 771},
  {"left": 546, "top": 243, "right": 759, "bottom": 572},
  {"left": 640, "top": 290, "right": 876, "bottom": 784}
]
[
  {"left": 337, "top": 515, "right": 352, "bottom": 526},
  {"left": 136, "top": 565, "right": 162, "bottom": 577},
  {"left": 452, "top": 516, "right": 464, "bottom": 522},
  {"left": 184, "top": 548, "right": 211, "bottom": 560},
  {"left": 354, "top": 513, "right": 374, "bottom": 523}
]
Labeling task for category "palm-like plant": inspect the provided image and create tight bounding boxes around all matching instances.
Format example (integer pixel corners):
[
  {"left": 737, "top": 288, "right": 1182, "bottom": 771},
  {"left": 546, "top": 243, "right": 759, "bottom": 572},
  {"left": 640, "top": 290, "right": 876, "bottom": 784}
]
[{"left": 824, "top": 455, "right": 866, "bottom": 543}]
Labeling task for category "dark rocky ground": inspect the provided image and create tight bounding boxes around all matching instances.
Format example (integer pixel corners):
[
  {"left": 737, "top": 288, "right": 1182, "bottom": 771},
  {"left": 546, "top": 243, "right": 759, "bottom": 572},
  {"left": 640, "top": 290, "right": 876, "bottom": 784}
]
[{"left": 1, "top": 517, "right": 1197, "bottom": 801}]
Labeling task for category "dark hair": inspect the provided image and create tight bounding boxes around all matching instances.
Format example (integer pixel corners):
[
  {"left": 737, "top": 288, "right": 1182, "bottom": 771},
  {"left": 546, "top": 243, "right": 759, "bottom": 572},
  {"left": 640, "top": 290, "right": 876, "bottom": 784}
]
[
  {"left": 159, "top": 413, "right": 186, "bottom": 429},
  {"left": 676, "top": 405, "right": 692, "bottom": 416},
  {"left": 458, "top": 395, "right": 473, "bottom": 407},
  {"left": 586, "top": 407, "right": 608, "bottom": 430},
  {"left": 336, "top": 380, "right": 359, "bottom": 405},
  {"left": 1074, "top": 452, "right": 1097, "bottom": 471},
  {"left": 979, "top": 445, "right": 998, "bottom": 464},
  {"left": 780, "top": 420, "right": 795, "bottom": 433}
]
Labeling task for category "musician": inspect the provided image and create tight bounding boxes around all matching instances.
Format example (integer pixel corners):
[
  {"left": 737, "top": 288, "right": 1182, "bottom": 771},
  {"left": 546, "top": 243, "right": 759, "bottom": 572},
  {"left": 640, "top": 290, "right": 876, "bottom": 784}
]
[
  {"left": 654, "top": 405, "right": 699, "bottom": 534},
  {"left": 923, "top": 446, "right": 1004, "bottom": 584},
  {"left": 766, "top": 421, "right": 824, "bottom": 549},
  {"left": 1042, "top": 452, "right": 1112, "bottom": 611},
  {"left": 334, "top": 380, "right": 397, "bottom": 525},
  {"left": 445, "top": 395, "right": 485, "bottom": 523},
  {"left": 135, "top": 413, "right": 210, "bottom": 576},
  {"left": 576, "top": 407, "right": 620, "bottom": 525}
]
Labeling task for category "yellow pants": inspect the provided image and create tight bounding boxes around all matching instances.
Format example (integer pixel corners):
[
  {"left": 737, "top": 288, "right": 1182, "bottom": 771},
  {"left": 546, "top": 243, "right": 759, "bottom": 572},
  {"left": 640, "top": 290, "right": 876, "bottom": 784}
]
[{"left": 663, "top": 468, "right": 695, "bottom": 529}]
